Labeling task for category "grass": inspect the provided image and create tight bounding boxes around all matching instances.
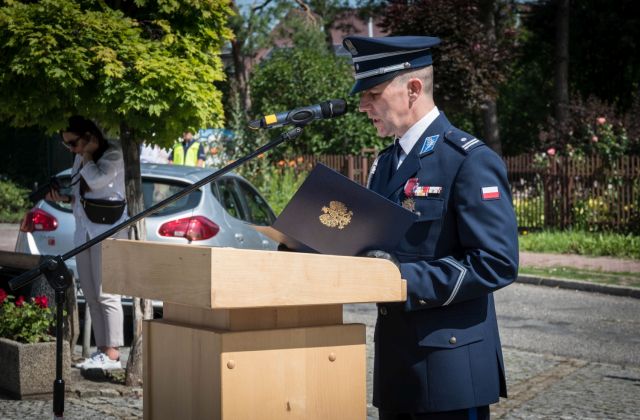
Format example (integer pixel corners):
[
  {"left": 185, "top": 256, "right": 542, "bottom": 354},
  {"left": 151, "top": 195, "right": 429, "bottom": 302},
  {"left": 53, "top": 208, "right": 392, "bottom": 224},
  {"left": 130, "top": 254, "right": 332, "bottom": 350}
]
[
  {"left": 519, "top": 230, "right": 640, "bottom": 260},
  {"left": 519, "top": 266, "right": 640, "bottom": 288}
]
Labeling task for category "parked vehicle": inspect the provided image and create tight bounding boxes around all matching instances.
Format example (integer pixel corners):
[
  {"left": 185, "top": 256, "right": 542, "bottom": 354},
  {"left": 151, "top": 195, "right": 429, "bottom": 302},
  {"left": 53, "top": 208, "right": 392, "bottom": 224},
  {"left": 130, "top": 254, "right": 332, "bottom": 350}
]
[{"left": 15, "top": 163, "right": 278, "bottom": 313}]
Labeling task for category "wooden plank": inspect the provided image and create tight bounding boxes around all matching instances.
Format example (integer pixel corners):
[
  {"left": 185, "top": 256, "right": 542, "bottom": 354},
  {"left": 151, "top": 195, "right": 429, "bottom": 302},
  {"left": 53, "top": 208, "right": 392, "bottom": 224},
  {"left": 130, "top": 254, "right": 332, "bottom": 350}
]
[
  {"left": 144, "top": 321, "right": 222, "bottom": 420},
  {"left": 144, "top": 320, "right": 365, "bottom": 420},
  {"left": 0, "top": 250, "right": 41, "bottom": 271},
  {"left": 102, "top": 239, "right": 406, "bottom": 309},
  {"left": 219, "top": 323, "right": 366, "bottom": 420},
  {"left": 163, "top": 302, "right": 343, "bottom": 331}
]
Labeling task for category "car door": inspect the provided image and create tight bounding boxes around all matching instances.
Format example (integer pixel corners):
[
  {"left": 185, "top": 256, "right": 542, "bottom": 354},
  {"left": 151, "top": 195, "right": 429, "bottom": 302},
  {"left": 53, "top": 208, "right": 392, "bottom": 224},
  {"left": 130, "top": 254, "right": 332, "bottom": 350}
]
[{"left": 213, "top": 177, "right": 277, "bottom": 250}]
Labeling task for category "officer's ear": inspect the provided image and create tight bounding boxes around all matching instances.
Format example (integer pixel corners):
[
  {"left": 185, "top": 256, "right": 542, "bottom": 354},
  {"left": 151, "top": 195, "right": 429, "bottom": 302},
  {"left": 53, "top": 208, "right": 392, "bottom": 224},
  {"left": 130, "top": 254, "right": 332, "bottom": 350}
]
[{"left": 407, "top": 78, "right": 423, "bottom": 103}]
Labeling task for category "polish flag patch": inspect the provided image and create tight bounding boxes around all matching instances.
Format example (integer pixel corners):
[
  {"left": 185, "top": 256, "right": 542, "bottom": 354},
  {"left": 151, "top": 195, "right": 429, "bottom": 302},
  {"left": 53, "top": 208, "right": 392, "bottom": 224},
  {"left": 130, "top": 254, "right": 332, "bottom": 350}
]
[{"left": 481, "top": 186, "right": 500, "bottom": 200}]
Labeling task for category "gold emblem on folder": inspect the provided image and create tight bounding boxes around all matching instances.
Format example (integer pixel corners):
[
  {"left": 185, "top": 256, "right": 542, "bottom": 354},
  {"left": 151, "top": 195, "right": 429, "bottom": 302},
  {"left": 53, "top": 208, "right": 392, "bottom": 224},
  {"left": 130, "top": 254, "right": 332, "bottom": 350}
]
[{"left": 319, "top": 201, "right": 353, "bottom": 229}]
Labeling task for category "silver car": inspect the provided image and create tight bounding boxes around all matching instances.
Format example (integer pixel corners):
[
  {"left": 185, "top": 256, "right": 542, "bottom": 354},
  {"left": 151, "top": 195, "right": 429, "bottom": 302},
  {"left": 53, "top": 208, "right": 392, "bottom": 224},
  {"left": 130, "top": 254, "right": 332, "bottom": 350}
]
[{"left": 15, "top": 163, "right": 278, "bottom": 283}]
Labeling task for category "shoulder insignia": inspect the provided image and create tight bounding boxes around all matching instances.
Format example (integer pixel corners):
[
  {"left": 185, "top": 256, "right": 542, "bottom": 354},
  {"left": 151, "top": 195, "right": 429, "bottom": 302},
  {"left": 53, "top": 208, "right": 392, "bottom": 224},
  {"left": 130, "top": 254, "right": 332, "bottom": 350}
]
[
  {"left": 444, "top": 129, "right": 485, "bottom": 154},
  {"left": 419, "top": 135, "right": 440, "bottom": 155}
]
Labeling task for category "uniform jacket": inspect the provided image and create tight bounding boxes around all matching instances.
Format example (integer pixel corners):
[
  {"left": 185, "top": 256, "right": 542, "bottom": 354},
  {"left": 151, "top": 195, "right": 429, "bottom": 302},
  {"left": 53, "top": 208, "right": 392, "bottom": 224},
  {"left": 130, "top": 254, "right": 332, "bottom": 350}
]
[
  {"left": 369, "top": 113, "right": 519, "bottom": 412},
  {"left": 71, "top": 144, "right": 128, "bottom": 245}
]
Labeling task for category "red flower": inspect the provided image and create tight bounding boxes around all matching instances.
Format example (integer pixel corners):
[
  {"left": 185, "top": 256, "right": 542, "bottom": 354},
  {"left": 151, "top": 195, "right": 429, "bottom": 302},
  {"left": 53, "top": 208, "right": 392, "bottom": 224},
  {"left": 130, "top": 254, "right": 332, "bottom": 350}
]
[
  {"left": 34, "top": 295, "right": 49, "bottom": 309},
  {"left": 0, "top": 288, "right": 7, "bottom": 305},
  {"left": 15, "top": 295, "right": 25, "bottom": 307}
]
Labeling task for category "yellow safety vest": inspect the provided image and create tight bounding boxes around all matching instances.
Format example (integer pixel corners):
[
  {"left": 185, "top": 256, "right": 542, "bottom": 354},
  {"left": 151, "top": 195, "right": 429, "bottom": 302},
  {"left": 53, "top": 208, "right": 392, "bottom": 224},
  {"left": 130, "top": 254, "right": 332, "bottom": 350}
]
[{"left": 172, "top": 141, "right": 200, "bottom": 166}]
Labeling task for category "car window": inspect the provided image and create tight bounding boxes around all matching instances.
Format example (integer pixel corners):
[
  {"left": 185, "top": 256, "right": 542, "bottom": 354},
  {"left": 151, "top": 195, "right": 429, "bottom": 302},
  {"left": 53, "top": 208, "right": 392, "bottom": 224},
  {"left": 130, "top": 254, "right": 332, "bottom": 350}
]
[
  {"left": 142, "top": 178, "right": 202, "bottom": 217},
  {"left": 235, "top": 179, "right": 276, "bottom": 226},
  {"left": 215, "top": 178, "right": 245, "bottom": 220},
  {"left": 43, "top": 175, "right": 201, "bottom": 216}
]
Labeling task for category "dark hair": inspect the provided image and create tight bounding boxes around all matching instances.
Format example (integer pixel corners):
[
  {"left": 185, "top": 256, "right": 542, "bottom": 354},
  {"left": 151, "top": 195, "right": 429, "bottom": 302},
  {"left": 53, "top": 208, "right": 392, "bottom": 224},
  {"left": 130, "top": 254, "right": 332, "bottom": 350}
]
[
  {"left": 65, "top": 115, "right": 110, "bottom": 194},
  {"left": 64, "top": 115, "right": 109, "bottom": 162}
]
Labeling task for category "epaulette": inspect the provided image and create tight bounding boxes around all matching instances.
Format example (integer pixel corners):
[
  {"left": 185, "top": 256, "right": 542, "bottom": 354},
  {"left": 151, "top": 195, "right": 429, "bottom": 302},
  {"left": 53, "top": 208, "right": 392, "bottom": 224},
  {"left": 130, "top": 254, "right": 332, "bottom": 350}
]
[{"left": 444, "top": 128, "right": 485, "bottom": 154}]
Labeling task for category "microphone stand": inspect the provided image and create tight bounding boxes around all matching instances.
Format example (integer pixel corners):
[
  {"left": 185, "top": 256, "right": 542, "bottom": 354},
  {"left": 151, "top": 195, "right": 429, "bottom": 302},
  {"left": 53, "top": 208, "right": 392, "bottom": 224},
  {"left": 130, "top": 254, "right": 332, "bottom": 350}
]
[{"left": 9, "top": 125, "right": 304, "bottom": 419}]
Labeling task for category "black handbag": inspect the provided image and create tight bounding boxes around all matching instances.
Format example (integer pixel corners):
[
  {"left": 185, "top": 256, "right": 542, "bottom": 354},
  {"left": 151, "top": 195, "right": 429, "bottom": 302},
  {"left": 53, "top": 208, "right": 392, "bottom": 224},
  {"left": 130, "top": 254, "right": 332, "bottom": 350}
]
[{"left": 80, "top": 197, "right": 126, "bottom": 224}]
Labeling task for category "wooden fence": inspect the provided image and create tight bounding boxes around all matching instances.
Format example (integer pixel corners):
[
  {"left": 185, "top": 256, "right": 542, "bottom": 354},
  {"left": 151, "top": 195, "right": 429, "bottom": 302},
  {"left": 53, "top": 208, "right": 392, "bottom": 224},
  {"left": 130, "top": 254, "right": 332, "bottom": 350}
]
[{"left": 294, "top": 154, "right": 640, "bottom": 233}]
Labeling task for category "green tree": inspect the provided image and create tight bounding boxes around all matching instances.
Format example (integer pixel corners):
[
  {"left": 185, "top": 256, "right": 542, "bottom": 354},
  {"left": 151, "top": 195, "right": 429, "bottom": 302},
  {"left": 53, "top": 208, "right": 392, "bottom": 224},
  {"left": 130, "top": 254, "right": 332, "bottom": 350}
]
[
  {"left": 500, "top": 0, "right": 640, "bottom": 155},
  {"left": 248, "top": 15, "right": 382, "bottom": 157},
  {"left": 380, "top": 0, "right": 519, "bottom": 154},
  {"left": 0, "top": 0, "right": 232, "bottom": 384}
]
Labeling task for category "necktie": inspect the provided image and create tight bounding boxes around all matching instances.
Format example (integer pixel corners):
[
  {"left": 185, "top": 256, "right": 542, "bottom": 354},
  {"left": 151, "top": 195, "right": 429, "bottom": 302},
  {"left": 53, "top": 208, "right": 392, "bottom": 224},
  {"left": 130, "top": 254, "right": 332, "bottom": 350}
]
[{"left": 391, "top": 139, "right": 402, "bottom": 175}]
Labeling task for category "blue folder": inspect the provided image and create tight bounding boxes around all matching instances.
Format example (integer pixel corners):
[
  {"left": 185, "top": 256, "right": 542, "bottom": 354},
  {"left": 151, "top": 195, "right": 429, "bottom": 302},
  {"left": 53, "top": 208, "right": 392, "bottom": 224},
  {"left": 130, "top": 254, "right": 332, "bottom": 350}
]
[{"left": 267, "top": 163, "right": 417, "bottom": 256}]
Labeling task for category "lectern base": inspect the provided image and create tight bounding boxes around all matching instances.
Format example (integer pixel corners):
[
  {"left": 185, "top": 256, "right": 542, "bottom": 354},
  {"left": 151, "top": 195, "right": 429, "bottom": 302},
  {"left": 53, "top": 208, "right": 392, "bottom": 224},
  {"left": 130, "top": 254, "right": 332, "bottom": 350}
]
[{"left": 143, "top": 320, "right": 366, "bottom": 420}]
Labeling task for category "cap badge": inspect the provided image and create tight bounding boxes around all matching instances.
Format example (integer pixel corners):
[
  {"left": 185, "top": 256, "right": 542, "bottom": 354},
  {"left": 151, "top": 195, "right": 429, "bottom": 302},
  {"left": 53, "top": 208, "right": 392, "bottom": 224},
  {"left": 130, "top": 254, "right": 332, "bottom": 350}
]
[
  {"left": 319, "top": 201, "right": 353, "bottom": 229},
  {"left": 344, "top": 39, "right": 358, "bottom": 55},
  {"left": 419, "top": 135, "right": 439, "bottom": 155}
]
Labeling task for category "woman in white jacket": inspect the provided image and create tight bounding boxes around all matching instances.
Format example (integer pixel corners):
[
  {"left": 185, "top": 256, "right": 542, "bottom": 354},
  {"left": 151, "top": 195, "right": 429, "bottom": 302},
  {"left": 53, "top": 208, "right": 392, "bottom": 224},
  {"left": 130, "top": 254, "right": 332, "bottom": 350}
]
[{"left": 47, "top": 115, "right": 127, "bottom": 370}]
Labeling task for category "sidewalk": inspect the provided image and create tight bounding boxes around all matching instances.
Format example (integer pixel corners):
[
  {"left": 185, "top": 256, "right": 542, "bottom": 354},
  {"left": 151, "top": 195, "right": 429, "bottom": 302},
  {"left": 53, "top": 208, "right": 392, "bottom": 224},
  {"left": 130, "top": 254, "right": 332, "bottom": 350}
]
[{"left": 520, "top": 251, "right": 640, "bottom": 273}]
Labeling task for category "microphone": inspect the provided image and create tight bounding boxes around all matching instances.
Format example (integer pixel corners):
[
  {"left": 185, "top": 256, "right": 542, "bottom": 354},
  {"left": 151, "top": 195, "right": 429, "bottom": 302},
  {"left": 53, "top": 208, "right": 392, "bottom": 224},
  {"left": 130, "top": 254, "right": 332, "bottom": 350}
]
[{"left": 249, "top": 99, "right": 347, "bottom": 130}]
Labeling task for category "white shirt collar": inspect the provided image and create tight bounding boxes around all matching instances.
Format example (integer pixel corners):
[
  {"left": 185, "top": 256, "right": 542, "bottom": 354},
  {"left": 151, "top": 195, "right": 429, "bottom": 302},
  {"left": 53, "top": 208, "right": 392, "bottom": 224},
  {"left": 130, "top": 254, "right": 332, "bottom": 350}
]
[{"left": 397, "top": 106, "right": 440, "bottom": 156}]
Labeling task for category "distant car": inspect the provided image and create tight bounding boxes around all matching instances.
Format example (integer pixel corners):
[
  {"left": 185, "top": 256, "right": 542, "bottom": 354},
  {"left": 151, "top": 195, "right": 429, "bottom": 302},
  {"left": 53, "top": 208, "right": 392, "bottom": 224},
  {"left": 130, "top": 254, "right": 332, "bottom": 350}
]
[{"left": 15, "top": 163, "right": 278, "bottom": 311}]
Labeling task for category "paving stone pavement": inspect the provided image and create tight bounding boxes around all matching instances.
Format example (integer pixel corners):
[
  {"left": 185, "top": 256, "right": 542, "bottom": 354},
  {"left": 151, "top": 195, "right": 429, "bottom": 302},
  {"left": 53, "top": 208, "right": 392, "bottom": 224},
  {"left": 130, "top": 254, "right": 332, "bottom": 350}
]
[
  {"left": 2, "top": 224, "right": 638, "bottom": 419},
  {"left": 1, "top": 305, "right": 639, "bottom": 419}
]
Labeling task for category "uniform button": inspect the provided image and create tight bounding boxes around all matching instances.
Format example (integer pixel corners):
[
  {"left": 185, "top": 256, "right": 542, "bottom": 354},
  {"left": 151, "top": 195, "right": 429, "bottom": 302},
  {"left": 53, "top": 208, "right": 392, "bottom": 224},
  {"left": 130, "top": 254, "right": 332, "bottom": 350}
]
[
  {"left": 418, "top": 299, "right": 427, "bottom": 305},
  {"left": 379, "top": 307, "right": 388, "bottom": 316},
  {"left": 449, "top": 336, "right": 457, "bottom": 345}
]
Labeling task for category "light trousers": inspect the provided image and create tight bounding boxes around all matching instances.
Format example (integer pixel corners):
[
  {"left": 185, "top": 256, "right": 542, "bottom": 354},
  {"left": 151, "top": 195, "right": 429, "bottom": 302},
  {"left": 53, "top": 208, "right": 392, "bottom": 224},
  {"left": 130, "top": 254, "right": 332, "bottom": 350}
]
[{"left": 75, "top": 238, "right": 124, "bottom": 348}]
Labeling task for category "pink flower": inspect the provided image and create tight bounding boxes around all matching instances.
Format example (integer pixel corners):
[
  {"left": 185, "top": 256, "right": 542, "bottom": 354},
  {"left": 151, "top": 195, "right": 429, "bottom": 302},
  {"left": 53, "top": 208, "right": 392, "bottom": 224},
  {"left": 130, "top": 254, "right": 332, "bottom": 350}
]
[
  {"left": 591, "top": 135, "right": 598, "bottom": 143},
  {"left": 596, "top": 117, "right": 606, "bottom": 125},
  {"left": 0, "top": 288, "right": 7, "bottom": 305},
  {"left": 547, "top": 147, "right": 556, "bottom": 156},
  {"left": 15, "top": 295, "right": 25, "bottom": 307},
  {"left": 34, "top": 295, "right": 48, "bottom": 309}
]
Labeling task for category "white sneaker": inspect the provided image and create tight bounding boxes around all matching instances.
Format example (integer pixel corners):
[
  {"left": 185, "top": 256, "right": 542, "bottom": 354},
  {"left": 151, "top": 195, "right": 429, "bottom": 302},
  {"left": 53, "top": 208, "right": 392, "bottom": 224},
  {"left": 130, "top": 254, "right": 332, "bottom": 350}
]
[
  {"left": 74, "top": 351, "right": 101, "bottom": 368},
  {"left": 78, "top": 351, "right": 122, "bottom": 370}
]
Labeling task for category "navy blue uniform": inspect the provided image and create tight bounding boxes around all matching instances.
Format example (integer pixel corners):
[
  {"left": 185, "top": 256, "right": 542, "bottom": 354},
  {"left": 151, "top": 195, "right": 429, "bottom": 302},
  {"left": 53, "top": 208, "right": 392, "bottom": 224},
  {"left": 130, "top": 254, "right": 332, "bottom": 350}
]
[{"left": 368, "top": 113, "right": 519, "bottom": 413}]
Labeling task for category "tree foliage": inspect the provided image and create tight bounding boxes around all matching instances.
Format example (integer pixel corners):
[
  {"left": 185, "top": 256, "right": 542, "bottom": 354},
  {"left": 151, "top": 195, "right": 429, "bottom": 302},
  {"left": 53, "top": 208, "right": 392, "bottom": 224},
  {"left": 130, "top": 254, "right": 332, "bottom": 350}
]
[
  {"left": 499, "top": 0, "right": 640, "bottom": 155},
  {"left": 380, "top": 0, "right": 518, "bottom": 117},
  {"left": 248, "top": 14, "right": 382, "bottom": 156},
  {"left": 0, "top": 0, "right": 233, "bottom": 145},
  {"left": 0, "top": 0, "right": 233, "bottom": 385}
]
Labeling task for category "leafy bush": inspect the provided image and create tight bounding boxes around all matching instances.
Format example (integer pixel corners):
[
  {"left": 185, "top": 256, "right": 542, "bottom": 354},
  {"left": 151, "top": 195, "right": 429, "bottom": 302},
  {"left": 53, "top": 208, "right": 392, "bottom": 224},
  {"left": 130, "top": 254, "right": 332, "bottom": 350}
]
[
  {"left": 240, "top": 159, "right": 309, "bottom": 216},
  {"left": 519, "top": 230, "right": 640, "bottom": 259},
  {"left": 513, "top": 195, "right": 545, "bottom": 229},
  {"left": 0, "top": 289, "right": 54, "bottom": 344},
  {"left": 248, "top": 15, "right": 383, "bottom": 157},
  {"left": 0, "top": 178, "right": 30, "bottom": 223}
]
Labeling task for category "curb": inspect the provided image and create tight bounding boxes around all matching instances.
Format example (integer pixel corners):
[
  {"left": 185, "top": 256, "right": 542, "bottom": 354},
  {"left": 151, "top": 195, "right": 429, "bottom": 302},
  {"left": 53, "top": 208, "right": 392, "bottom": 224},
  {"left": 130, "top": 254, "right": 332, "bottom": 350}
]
[{"left": 517, "top": 275, "right": 640, "bottom": 299}]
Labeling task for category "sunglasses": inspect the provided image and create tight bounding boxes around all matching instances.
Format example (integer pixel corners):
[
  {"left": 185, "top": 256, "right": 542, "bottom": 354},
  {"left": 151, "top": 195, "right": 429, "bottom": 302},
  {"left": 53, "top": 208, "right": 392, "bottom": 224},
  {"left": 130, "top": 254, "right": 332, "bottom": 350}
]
[{"left": 62, "top": 135, "right": 84, "bottom": 150}]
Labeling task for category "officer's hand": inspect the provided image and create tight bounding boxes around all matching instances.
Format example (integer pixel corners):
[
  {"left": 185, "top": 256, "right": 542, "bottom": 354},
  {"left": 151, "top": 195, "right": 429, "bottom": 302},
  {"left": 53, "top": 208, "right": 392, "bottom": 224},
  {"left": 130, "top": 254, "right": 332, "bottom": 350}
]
[
  {"left": 358, "top": 249, "right": 400, "bottom": 268},
  {"left": 277, "top": 243, "right": 294, "bottom": 252}
]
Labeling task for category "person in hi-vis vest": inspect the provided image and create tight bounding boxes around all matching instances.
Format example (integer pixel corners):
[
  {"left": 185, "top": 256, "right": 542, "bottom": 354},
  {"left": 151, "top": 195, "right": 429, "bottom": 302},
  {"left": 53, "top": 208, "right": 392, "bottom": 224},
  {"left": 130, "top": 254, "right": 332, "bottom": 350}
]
[{"left": 168, "top": 130, "right": 205, "bottom": 167}]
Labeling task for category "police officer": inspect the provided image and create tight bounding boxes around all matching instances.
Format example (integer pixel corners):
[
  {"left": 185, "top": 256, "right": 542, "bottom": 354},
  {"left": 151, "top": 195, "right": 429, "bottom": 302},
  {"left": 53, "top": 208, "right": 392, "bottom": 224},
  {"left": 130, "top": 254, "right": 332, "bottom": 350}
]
[
  {"left": 168, "top": 130, "right": 205, "bottom": 167},
  {"left": 343, "top": 35, "right": 519, "bottom": 419}
]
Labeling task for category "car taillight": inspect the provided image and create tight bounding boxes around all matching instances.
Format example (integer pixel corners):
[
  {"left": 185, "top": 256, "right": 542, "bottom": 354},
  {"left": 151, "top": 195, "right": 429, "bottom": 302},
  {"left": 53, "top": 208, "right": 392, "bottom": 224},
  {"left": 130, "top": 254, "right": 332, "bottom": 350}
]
[
  {"left": 20, "top": 208, "right": 58, "bottom": 233},
  {"left": 158, "top": 216, "right": 220, "bottom": 241}
]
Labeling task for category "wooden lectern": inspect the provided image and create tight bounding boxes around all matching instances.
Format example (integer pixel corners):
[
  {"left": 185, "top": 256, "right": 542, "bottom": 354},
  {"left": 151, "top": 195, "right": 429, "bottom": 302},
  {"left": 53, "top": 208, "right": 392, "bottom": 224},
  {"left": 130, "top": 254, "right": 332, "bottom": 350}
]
[{"left": 102, "top": 239, "right": 406, "bottom": 420}]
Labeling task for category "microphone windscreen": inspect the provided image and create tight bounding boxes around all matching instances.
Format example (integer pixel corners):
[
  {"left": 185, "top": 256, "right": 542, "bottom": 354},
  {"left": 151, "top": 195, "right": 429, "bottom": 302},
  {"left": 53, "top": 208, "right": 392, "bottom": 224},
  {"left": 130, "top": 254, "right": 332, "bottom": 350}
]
[
  {"left": 321, "top": 99, "right": 347, "bottom": 118},
  {"left": 331, "top": 99, "right": 347, "bottom": 117}
]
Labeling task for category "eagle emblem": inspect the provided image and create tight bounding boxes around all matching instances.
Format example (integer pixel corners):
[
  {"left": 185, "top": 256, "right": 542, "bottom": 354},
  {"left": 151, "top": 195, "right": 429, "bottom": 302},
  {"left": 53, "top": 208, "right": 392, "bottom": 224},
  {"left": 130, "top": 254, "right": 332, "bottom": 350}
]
[{"left": 319, "top": 201, "right": 353, "bottom": 229}]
